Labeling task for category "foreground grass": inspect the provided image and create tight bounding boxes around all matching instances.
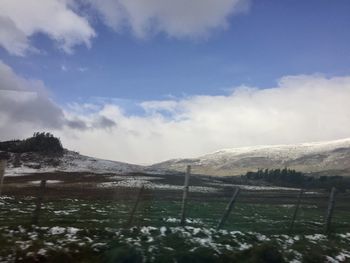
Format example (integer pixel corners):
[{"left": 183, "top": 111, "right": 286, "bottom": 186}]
[
  {"left": 0, "top": 195, "right": 350, "bottom": 262},
  {"left": 1, "top": 225, "right": 350, "bottom": 262}
]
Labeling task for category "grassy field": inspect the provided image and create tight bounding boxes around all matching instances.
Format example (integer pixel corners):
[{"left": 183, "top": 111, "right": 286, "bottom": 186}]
[
  {"left": 1, "top": 188, "right": 350, "bottom": 262},
  {"left": 0, "top": 172, "right": 350, "bottom": 262}
]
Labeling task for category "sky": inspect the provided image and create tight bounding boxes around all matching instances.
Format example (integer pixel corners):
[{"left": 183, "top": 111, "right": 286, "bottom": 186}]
[{"left": 0, "top": 0, "right": 350, "bottom": 164}]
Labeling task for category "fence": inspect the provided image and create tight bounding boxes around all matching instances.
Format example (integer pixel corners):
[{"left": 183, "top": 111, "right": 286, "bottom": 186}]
[
  {"left": 0, "top": 163, "right": 345, "bottom": 235},
  {"left": 0, "top": 160, "right": 6, "bottom": 196}
]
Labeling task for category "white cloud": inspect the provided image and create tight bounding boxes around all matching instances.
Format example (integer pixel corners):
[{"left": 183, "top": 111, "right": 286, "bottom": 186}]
[
  {"left": 86, "top": 0, "right": 250, "bottom": 38},
  {"left": 61, "top": 65, "right": 68, "bottom": 71},
  {"left": 0, "top": 0, "right": 96, "bottom": 56},
  {"left": 77, "top": 67, "right": 88, "bottom": 72}
]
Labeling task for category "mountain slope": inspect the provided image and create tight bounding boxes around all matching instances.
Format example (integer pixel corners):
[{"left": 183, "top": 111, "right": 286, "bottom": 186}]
[
  {"left": 151, "top": 138, "right": 350, "bottom": 176},
  {"left": 2, "top": 150, "right": 145, "bottom": 176}
]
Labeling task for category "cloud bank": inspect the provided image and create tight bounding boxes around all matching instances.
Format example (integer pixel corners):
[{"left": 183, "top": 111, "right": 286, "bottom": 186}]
[{"left": 2, "top": 60, "right": 349, "bottom": 164}]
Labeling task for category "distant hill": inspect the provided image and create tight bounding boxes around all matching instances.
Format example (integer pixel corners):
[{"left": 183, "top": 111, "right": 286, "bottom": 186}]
[
  {"left": 151, "top": 138, "right": 350, "bottom": 176},
  {"left": 0, "top": 132, "right": 63, "bottom": 154},
  {"left": 0, "top": 133, "right": 144, "bottom": 176},
  {"left": 1, "top": 150, "right": 145, "bottom": 176}
]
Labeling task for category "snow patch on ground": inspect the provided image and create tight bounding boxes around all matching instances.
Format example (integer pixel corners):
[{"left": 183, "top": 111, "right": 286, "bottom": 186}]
[
  {"left": 98, "top": 179, "right": 218, "bottom": 193},
  {"left": 29, "top": 180, "right": 63, "bottom": 184},
  {"left": 163, "top": 217, "right": 203, "bottom": 224},
  {"left": 49, "top": 226, "right": 66, "bottom": 235}
]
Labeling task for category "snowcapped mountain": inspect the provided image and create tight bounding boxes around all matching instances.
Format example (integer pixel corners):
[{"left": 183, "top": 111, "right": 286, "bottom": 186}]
[{"left": 151, "top": 138, "right": 350, "bottom": 176}]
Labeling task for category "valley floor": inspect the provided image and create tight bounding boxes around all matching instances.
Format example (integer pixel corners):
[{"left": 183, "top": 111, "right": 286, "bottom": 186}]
[{"left": 0, "top": 172, "right": 350, "bottom": 262}]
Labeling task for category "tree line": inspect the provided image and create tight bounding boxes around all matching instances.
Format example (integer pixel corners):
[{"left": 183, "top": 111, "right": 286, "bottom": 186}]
[{"left": 243, "top": 168, "right": 349, "bottom": 191}]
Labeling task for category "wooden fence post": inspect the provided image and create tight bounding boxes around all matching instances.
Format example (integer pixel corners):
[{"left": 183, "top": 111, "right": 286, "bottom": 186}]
[
  {"left": 289, "top": 189, "right": 303, "bottom": 233},
  {"left": 32, "top": 180, "right": 47, "bottom": 225},
  {"left": 324, "top": 187, "right": 336, "bottom": 234},
  {"left": 126, "top": 185, "right": 144, "bottom": 227},
  {"left": 180, "top": 165, "right": 191, "bottom": 226},
  {"left": 0, "top": 160, "right": 6, "bottom": 196},
  {"left": 217, "top": 187, "right": 240, "bottom": 230}
]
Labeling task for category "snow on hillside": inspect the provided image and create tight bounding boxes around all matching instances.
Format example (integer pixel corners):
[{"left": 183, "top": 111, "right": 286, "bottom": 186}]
[
  {"left": 206, "top": 138, "right": 350, "bottom": 160},
  {"left": 151, "top": 138, "right": 350, "bottom": 176},
  {"left": 58, "top": 151, "right": 143, "bottom": 173},
  {"left": 3, "top": 151, "right": 144, "bottom": 176}
]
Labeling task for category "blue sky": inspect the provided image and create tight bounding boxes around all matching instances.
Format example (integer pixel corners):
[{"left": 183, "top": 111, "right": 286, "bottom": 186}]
[
  {"left": 1, "top": 0, "right": 350, "bottom": 104},
  {"left": 1, "top": 0, "right": 350, "bottom": 163}
]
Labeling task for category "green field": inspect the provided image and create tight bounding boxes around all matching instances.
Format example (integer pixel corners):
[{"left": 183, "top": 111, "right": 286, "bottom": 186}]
[{"left": 1, "top": 194, "right": 350, "bottom": 262}]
